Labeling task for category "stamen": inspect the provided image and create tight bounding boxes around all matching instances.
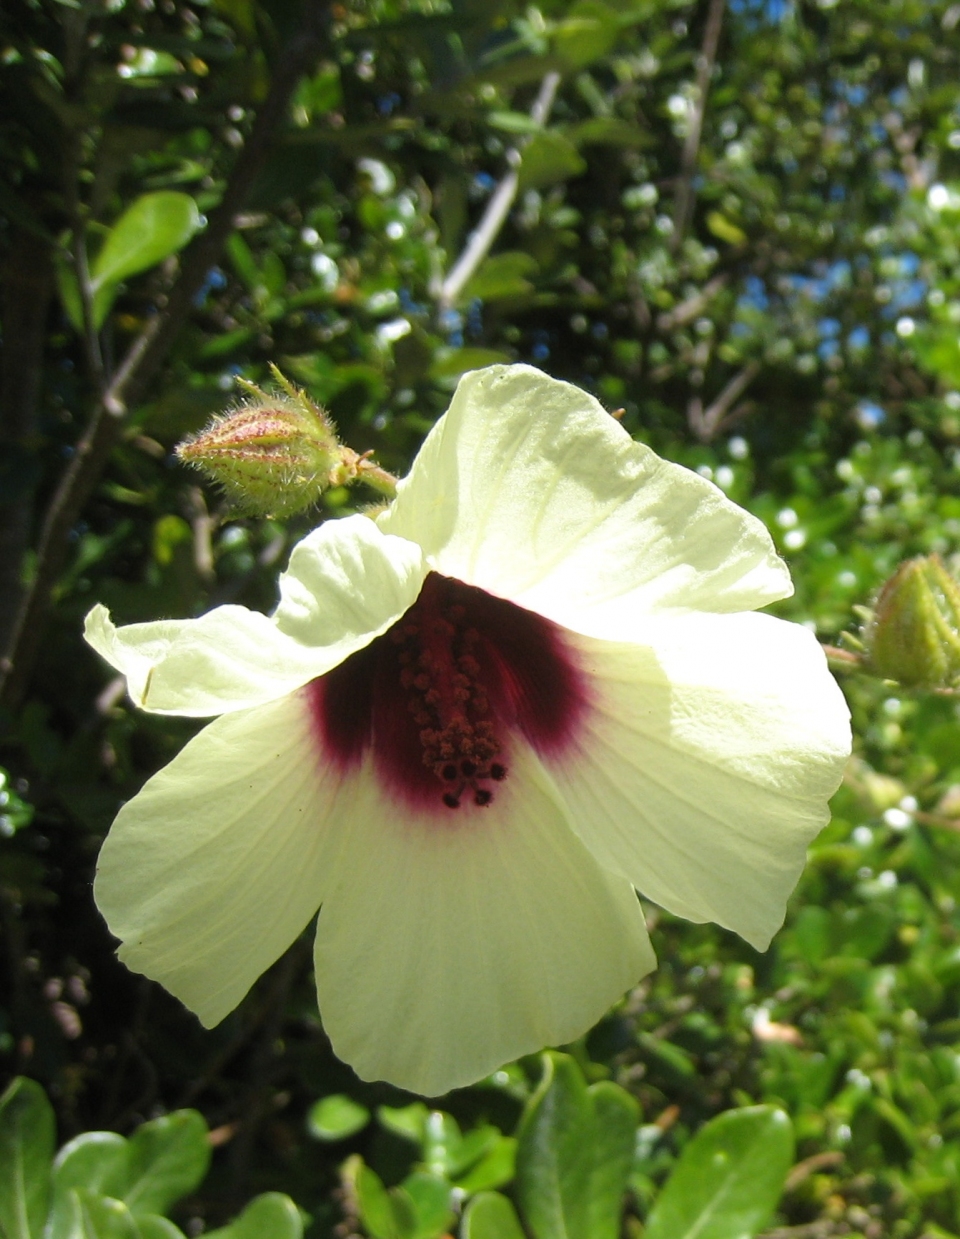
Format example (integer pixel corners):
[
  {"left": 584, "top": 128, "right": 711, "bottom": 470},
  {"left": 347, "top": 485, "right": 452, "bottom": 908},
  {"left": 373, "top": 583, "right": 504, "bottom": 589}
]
[
  {"left": 309, "top": 572, "right": 589, "bottom": 818},
  {"left": 392, "top": 577, "right": 508, "bottom": 808}
]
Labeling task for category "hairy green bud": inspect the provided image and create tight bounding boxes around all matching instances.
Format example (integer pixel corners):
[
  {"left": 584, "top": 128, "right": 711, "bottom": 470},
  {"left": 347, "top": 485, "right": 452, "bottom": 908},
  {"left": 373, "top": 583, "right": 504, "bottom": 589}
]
[
  {"left": 176, "top": 367, "right": 396, "bottom": 515},
  {"left": 866, "top": 554, "right": 960, "bottom": 690}
]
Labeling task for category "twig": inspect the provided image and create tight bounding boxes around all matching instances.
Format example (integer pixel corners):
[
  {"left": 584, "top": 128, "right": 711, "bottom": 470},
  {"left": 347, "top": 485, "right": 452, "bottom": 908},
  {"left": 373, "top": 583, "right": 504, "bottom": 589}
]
[
  {"left": 915, "top": 810, "right": 960, "bottom": 834},
  {"left": 687, "top": 360, "right": 759, "bottom": 441},
  {"left": 656, "top": 273, "right": 728, "bottom": 331},
  {"left": 784, "top": 1151, "right": 845, "bottom": 1192},
  {"left": 0, "top": 2, "right": 331, "bottom": 712},
  {"left": 185, "top": 486, "right": 216, "bottom": 582},
  {"left": 671, "top": 0, "right": 725, "bottom": 250},
  {"left": 437, "top": 72, "right": 561, "bottom": 310},
  {"left": 883, "top": 111, "right": 931, "bottom": 193}
]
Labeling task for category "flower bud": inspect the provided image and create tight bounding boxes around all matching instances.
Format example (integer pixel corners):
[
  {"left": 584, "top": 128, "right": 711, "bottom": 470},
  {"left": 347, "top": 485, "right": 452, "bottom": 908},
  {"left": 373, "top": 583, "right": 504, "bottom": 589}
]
[
  {"left": 865, "top": 554, "right": 960, "bottom": 689},
  {"left": 177, "top": 370, "right": 344, "bottom": 516}
]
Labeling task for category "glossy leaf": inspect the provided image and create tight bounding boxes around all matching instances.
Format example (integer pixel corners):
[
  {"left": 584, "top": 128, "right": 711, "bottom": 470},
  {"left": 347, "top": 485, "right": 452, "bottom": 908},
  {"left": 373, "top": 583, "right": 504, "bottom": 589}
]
[
  {"left": 53, "top": 1132, "right": 129, "bottom": 1199},
  {"left": 453, "top": 1136, "right": 517, "bottom": 1194},
  {"left": 119, "top": 1111, "right": 210, "bottom": 1218},
  {"left": 0, "top": 1076, "right": 55, "bottom": 1239},
  {"left": 514, "top": 1053, "right": 594, "bottom": 1239},
  {"left": 554, "top": 0, "right": 620, "bottom": 67},
  {"left": 422, "top": 1111, "right": 463, "bottom": 1178},
  {"left": 377, "top": 1103, "right": 429, "bottom": 1145},
  {"left": 517, "top": 132, "right": 586, "bottom": 192},
  {"left": 50, "top": 1190, "right": 141, "bottom": 1239},
  {"left": 460, "top": 254, "right": 537, "bottom": 304},
  {"left": 306, "top": 1095, "right": 370, "bottom": 1142},
  {"left": 204, "top": 1192, "right": 303, "bottom": 1239},
  {"left": 401, "top": 1172, "right": 453, "bottom": 1239},
  {"left": 460, "top": 1192, "right": 526, "bottom": 1239},
  {"left": 57, "top": 189, "right": 200, "bottom": 332},
  {"left": 643, "top": 1107, "right": 794, "bottom": 1239},
  {"left": 355, "top": 1163, "right": 415, "bottom": 1239},
  {"left": 137, "top": 1219, "right": 188, "bottom": 1239},
  {"left": 91, "top": 192, "right": 200, "bottom": 290},
  {"left": 585, "top": 1082, "right": 640, "bottom": 1239}
]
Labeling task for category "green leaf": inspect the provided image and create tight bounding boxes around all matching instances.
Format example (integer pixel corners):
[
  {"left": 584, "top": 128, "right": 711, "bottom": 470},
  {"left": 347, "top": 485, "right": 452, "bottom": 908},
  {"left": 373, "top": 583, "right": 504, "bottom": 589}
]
[
  {"left": 487, "top": 111, "right": 543, "bottom": 135},
  {"left": 88, "top": 192, "right": 200, "bottom": 326},
  {"left": 706, "top": 211, "right": 747, "bottom": 248},
  {"left": 54, "top": 250, "right": 84, "bottom": 332},
  {"left": 460, "top": 253, "right": 537, "bottom": 303},
  {"left": 514, "top": 1055, "right": 641, "bottom": 1239},
  {"left": 51, "top": 1191, "right": 141, "bottom": 1239},
  {"left": 566, "top": 118, "right": 649, "bottom": 148},
  {"left": 137, "top": 1219, "right": 188, "bottom": 1239},
  {"left": 92, "top": 192, "right": 200, "bottom": 288},
  {"left": 204, "top": 1193, "right": 303, "bottom": 1239},
  {"left": 225, "top": 231, "right": 261, "bottom": 293},
  {"left": 0, "top": 1076, "right": 56, "bottom": 1239},
  {"left": 585, "top": 1082, "right": 640, "bottom": 1239},
  {"left": 119, "top": 1111, "right": 210, "bottom": 1218},
  {"left": 401, "top": 1172, "right": 452, "bottom": 1239},
  {"left": 376, "top": 1103, "right": 429, "bottom": 1145},
  {"left": 422, "top": 1111, "right": 463, "bottom": 1178},
  {"left": 355, "top": 1164, "right": 414, "bottom": 1239},
  {"left": 515, "top": 1053, "right": 593, "bottom": 1239},
  {"left": 306, "top": 1095, "right": 370, "bottom": 1142},
  {"left": 453, "top": 1136, "right": 517, "bottom": 1194},
  {"left": 643, "top": 1107, "right": 794, "bottom": 1239},
  {"left": 554, "top": 0, "right": 620, "bottom": 68},
  {"left": 446, "top": 1127, "right": 501, "bottom": 1180},
  {"left": 517, "top": 132, "right": 586, "bottom": 192},
  {"left": 460, "top": 1192, "right": 526, "bottom": 1239},
  {"left": 53, "top": 1132, "right": 129, "bottom": 1199}
]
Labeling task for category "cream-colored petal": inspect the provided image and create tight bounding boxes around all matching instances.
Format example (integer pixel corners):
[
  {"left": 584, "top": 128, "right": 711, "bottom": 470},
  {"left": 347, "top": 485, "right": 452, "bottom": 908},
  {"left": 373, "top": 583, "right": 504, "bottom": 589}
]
[
  {"left": 84, "top": 603, "right": 318, "bottom": 716},
  {"left": 84, "top": 516, "right": 427, "bottom": 716},
  {"left": 551, "top": 614, "right": 851, "bottom": 950},
  {"left": 314, "top": 745, "right": 654, "bottom": 1096},
  {"left": 273, "top": 514, "right": 427, "bottom": 647},
  {"left": 94, "top": 691, "right": 353, "bottom": 1026},
  {"left": 378, "top": 365, "right": 790, "bottom": 636}
]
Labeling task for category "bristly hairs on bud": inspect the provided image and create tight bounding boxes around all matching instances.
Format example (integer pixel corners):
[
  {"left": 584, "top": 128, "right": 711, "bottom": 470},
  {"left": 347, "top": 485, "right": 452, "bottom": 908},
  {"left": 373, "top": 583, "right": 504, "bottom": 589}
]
[{"left": 176, "top": 365, "right": 398, "bottom": 517}]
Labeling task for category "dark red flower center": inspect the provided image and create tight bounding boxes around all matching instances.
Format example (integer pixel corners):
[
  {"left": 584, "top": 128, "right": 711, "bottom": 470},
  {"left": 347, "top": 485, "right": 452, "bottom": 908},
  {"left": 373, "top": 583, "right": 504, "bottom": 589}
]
[{"left": 307, "top": 573, "right": 588, "bottom": 814}]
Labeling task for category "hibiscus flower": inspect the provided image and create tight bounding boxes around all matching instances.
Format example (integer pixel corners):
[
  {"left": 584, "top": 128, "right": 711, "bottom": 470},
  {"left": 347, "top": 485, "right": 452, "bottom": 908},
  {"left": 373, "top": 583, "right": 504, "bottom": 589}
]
[{"left": 85, "top": 364, "right": 850, "bottom": 1096}]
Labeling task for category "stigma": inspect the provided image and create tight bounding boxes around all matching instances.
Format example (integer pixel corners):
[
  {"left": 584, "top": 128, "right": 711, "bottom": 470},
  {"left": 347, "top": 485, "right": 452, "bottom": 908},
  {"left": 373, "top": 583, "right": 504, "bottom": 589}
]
[{"left": 309, "top": 573, "right": 588, "bottom": 816}]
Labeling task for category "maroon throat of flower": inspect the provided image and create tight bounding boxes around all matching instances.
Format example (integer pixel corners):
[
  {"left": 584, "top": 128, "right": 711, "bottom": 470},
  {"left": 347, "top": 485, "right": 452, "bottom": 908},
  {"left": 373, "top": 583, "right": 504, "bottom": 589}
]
[{"left": 307, "top": 573, "right": 588, "bottom": 815}]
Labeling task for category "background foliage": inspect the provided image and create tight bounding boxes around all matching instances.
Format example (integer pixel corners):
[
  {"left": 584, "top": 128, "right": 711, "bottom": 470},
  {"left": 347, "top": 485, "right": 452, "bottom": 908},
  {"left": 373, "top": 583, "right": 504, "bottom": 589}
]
[{"left": 4, "top": 0, "right": 960, "bottom": 1234}]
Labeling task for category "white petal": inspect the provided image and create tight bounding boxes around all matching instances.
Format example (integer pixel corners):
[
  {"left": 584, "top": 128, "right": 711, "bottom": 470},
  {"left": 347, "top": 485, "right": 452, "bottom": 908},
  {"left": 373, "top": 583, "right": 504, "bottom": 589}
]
[
  {"left": 94, "top": 691, "right": 352, "bottom": 1026},
  {"left": 85, "top": 516, "right": 427, "bottom": 716},
  {"left": 378, "top": 365, "right": 790, "bottom": 637},
  {"left": 314, "top": 745, "right": 654, "bottom": 1096},
  {"left": 551, "top": 614, "right": 851, "bottom": 950}
]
